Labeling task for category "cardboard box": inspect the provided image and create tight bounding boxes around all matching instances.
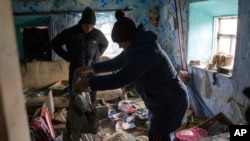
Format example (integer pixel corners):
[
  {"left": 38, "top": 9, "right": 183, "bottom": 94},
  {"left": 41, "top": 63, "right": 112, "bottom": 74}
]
[
  {"left": 189, "top": 115, "right": 209, "bottom": 125},
  {"left": 49, "top": 80, "right": 69, "bottom": 96},
  {"left": 195, "top": 112, "right": 233, "bottom": 135},
  {"left": 95, "top": 99, "right": 109, "bottom": 120},
  {"left": 189, "top": 60, "right": 200, "bottom": 66}
]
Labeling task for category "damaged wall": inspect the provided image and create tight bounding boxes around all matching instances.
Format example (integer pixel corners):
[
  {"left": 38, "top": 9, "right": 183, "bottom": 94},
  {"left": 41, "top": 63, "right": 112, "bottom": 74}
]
[
  {"left": 11, "top": 0, "right": 250, "bottom": 124},
  {"left": 189, "top": 0, "right": 250, "bottom": 124},
  {"left": 12, "top": 0, "right": 197, "bottom": 69}
]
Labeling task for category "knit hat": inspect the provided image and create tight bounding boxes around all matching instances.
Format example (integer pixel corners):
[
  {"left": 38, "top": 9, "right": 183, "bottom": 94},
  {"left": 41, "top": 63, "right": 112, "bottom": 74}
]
[
  {"left": 111, "top": 10, "right": 137, "bottom": 43},
  {"left": 79, "top": 7, "right": 96, "bottom": 25}
]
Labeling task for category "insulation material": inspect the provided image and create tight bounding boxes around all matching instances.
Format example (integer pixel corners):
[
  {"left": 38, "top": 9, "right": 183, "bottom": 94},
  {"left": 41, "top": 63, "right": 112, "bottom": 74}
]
[{"left": 21, "top": 60, "right": 69, "bottom": 89}]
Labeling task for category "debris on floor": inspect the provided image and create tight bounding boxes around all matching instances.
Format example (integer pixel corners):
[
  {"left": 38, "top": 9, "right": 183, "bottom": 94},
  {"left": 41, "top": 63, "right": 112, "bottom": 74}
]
[{"left": 25, "top": 86, "right": 233, "bottom": 141}]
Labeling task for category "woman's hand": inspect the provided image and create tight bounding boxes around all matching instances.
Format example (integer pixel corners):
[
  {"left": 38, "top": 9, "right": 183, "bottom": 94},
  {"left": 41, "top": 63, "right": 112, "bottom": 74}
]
[
  {"left": 75, "top": 78, "right": 91, "bottom": 92},
  {"left": 76, "top": 66, "right": 94, "bottom": 76}
]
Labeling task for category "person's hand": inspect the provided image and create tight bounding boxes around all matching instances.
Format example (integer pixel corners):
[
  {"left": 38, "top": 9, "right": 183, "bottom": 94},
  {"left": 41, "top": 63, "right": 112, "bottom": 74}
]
[
  {"left": 179, "top": 70, "right": 192, "bottom": 84},
  {"left": 75, "top": 78, "right": 90, "bottom": 92},
  {"left": 76, "top": 66, "right": 94, "bottom": 77},
  {"left": 75, "top": 67, "right": 88, "bottom": 77}
]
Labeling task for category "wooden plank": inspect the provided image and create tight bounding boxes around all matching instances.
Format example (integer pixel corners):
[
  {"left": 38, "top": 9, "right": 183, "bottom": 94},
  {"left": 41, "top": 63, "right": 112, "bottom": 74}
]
[
  {"left": 26, "top": 95, "right": 70, "bottom": 108},
  {"left": 0, "top": 0, "right": 31, "bottom": 140},
  {"left": 53, "top": 97, "right": 70, "bottom": 107}
]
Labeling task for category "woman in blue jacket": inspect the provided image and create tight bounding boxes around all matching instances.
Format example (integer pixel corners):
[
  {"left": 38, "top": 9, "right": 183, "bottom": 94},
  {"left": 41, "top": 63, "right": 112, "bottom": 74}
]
[{"left": 75, "top": 10, "right": 189, "bottom": 141}]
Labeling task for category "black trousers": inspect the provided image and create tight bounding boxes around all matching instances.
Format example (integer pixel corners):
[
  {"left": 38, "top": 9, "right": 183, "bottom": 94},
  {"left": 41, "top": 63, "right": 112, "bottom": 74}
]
[{"left": 148, "top": 132, "right": 171, "bottom": 141}]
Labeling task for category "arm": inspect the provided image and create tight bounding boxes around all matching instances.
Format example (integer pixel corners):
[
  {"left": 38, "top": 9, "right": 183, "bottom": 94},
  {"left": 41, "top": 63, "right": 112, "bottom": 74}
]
[
  {"left": 98, "top": 32, "right": 109, "bottom": 55},
  {"left": 92, "top": 51, "right": 125, "bottom": 73},
  {"left": 91, "top": 52, "right": 155, "bottom": 89},
  {"left": 76, "top": 52, "right": 124, "bottom": 76},
  {"left": 51, "top": 30, "right": 69, "bottom": 61},
  {"left": 75, "top": 50, "right": 158, "bottom": 92},
  {"left": 76, "top": 66, "right": 94, "bottom": 76},
  {"left": 89, "top": 51, "right": 158, "bottom": 90}
]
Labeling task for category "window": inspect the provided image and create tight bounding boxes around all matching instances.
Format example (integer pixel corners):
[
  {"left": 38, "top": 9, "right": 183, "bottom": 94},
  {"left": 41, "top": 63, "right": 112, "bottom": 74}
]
[
  {"left": 211, "top": 16, "right": 237, "bottom": 71},
  {"left": 95, "top": 12, "right": 123, "bottom": 58},
  {"left": 213, "top": 16, "right": 237, "bottom": 56},
  {"left": 187, "top": 0, "right": 238, "bottom": 76}
]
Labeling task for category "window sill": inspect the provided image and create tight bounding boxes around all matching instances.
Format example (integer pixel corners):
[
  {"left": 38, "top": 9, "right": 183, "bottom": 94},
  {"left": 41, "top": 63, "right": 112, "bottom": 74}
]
[{"left": 189, "top": 65, "right": 232, "bottom": 78}]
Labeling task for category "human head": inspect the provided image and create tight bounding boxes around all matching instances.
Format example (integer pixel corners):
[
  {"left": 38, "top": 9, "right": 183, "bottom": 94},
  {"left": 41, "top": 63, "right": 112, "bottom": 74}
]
[
  {"left": 79, "top": 7, "right": 96, "bottom": 33},
  {"left": 111, "top": 10, "right": 137, "bottom": 44}
]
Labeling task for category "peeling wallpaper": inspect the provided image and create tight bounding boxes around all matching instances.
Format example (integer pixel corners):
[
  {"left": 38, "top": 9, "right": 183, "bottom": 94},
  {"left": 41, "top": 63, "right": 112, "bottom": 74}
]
[
  {"left": 12, "top": 0, "right": 195, "bottom": 70},
  {"left": 12, "top": 0, "right": 250, "bottom": 125}
]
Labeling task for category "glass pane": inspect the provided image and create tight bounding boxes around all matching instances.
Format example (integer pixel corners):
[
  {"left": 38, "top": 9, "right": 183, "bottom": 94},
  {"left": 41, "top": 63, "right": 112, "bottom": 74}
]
[
  {"left": 218, "top": 37, "right": 231, "bottom": 54},
  {"left": 95, "top": 12, "right": 123, "bottom": 58},
  {"left": 219, "top": 18, "right": 237, "bottom": 35}
]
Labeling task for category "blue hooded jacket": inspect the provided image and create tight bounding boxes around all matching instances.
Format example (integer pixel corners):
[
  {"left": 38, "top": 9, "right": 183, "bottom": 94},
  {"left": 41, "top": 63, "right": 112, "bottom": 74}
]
[{"left": 90, "top": 24, "right": 189, "bottom": 134}]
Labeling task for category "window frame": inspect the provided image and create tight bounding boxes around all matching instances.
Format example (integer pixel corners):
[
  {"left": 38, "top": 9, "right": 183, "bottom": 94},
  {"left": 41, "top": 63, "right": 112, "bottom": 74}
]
[{"left": 213, "top": 16, "right": 237, "bottom": 56}]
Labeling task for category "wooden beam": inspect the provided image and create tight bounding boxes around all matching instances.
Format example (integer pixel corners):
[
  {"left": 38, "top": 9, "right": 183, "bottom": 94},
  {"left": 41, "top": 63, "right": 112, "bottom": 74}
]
[
  {"left": 0, "top": 0, "right": 31, "bottom": 140},
  {"left": 13, "top": 7, "right": 133, "bottom": 16}
]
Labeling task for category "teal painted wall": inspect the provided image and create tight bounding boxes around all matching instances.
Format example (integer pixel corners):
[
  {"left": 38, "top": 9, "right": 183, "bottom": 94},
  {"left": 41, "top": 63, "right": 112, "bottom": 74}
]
[
  {"left": 188, "top": 6, "right": 213, "bottom": 64},
  {"left": 187, "top": 0, "right": 238, "bottom": 64}
]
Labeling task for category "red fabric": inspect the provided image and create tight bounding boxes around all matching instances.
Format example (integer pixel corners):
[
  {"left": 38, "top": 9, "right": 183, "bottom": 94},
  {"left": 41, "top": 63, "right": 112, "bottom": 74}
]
[
  {"left": 40, "top": 106, "right": 57, "bottom": 140},
  {"left": 175, "top": 127, "right": 208, "bottom": 141},
  {"left": 30, "top": 117, "right": 54, "bottom": 141}
]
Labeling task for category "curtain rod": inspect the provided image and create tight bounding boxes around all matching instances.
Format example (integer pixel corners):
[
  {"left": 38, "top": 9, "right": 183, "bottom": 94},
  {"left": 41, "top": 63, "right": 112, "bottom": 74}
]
[{"left": 13, "top": 7, "right": 132, "bottom": 16}]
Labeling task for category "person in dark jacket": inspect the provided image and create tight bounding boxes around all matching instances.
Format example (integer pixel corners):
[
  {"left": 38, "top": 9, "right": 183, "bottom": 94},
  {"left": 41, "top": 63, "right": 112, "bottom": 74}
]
[
  {"left": 75, "top": 10, "right": 189, "bottom": 141},
  {"left": 51, "top": 7, "right": 108, "bottom": 103},
  {"left": 243, "top": 87, "right": 250, "bottom": 124}
]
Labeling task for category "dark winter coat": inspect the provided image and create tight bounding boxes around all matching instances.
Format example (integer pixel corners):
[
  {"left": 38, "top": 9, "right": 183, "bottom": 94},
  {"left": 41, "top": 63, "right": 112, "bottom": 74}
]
[
  {"left": 51, "top": 23, "right": 108, "bottom": 88},
  {"left": 89, "top": 24, "right": 189, "bottom": 134}
]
